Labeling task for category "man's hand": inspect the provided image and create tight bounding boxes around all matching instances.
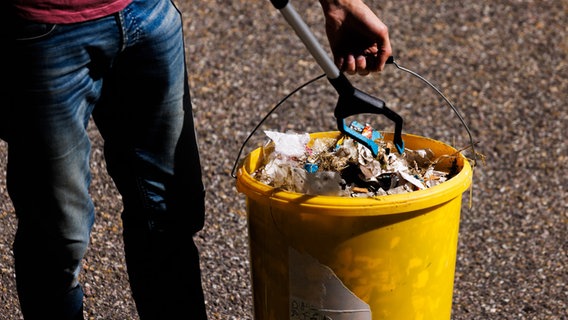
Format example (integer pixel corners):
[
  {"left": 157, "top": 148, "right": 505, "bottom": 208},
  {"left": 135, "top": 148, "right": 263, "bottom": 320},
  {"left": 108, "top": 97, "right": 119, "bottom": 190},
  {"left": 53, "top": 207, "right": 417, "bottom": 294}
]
[{"left": 319, "top": 0, "right": 392, "bottom": 75}]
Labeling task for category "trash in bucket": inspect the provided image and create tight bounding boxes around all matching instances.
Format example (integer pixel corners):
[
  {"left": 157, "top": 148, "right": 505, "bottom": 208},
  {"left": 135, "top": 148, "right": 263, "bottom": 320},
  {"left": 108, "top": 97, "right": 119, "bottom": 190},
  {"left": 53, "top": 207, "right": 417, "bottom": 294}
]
[
  {"left": 236, "top": 131, "right": 473, "bottom": 320},
  {"left": 252, "top": 123, "right": 460, "bottom": 198}
]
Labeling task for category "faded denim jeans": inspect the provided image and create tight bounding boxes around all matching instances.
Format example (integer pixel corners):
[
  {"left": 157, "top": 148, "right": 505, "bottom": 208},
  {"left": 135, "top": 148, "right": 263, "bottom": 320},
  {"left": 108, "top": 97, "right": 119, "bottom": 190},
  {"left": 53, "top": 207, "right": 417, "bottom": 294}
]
[{"left": 2, "top": 0, "right": 207, "bottom": 319}]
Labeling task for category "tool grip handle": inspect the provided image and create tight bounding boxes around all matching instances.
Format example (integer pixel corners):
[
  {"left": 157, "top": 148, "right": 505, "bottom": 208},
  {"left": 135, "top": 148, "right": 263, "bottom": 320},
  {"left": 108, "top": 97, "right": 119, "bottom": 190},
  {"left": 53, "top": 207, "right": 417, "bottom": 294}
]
[{"left": 269, "top": 0, "right": 288, "bottom": 9}]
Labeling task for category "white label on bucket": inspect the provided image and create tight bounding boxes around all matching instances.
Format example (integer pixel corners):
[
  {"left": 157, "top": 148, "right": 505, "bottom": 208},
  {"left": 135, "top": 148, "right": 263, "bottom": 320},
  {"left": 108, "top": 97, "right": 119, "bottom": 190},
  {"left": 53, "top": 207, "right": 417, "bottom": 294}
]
[{"left": 289, "top": 247, "right": 371, "bottom": 320}]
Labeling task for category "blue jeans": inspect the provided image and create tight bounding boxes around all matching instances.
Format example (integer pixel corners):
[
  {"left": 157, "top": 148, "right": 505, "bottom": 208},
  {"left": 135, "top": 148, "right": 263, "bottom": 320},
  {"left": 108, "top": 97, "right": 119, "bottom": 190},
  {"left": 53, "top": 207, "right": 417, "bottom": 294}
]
[{"left": 2, "top": 0, "right": 206, "bottom": 319}]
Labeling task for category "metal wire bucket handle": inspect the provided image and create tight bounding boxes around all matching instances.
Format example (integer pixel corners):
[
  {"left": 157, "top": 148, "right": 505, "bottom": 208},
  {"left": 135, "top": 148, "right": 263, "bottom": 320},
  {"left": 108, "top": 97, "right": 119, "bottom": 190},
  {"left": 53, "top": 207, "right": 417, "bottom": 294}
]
[{"left": 229, "top": 58, "right": 477, "bottom": 179}]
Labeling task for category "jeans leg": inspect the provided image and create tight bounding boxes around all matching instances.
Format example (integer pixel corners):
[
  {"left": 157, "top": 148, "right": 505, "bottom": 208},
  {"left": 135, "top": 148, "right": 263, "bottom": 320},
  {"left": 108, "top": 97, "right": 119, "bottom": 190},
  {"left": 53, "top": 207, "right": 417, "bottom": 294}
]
[
  {"left": 8, "top": 68, "right": 94, "bottom": 320},
  {"left": 93, "top": 0, "right": 207, "bottom": 318},
  {"left": 4, "top": 13, "right": 122, "bottom": 320}
]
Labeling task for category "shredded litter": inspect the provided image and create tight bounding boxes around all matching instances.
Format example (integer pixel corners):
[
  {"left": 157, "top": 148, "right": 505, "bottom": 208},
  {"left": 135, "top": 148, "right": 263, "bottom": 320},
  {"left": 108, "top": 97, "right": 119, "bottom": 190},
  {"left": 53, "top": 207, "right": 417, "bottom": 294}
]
[{"left": 253, "top": 123, "right": 459, "bottom": 197}]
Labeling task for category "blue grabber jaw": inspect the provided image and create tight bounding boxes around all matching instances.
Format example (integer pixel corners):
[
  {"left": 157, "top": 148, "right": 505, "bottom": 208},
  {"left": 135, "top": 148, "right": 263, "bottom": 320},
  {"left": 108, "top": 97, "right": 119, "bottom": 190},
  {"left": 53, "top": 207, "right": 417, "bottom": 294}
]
[
  {"left": 330, "top": 73, "right": 405, "bottom": 157},
  {"left": 340, "top": 119, "right": 380, "bottom": 156}
]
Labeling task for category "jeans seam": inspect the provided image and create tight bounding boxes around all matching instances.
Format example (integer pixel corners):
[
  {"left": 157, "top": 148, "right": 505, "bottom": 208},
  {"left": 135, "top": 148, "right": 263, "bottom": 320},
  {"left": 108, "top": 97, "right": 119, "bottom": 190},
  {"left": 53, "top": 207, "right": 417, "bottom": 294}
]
[{"left": 114, "top": 11, "right": 127, "bottom": 52}]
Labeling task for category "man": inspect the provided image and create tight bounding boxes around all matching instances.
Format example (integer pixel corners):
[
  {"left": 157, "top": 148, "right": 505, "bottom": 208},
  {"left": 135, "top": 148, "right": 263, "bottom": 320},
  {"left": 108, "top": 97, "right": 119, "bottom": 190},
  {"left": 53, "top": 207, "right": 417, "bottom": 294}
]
[{"left": 0, "top": 0, "right": 391, "bottom": 318}]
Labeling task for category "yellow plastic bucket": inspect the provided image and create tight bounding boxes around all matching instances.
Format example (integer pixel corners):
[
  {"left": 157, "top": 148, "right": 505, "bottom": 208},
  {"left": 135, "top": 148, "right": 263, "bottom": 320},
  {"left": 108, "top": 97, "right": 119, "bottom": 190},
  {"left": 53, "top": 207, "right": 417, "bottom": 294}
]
[{"left": 236, "top": 131, "right": 473, "bottom": 320}]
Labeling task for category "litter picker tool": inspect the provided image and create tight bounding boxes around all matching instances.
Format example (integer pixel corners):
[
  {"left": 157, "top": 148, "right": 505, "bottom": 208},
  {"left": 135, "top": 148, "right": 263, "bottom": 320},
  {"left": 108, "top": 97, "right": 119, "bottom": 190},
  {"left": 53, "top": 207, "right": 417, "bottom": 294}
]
[{"left": 269, "top": 0, "right": 405, "bottom": 156}]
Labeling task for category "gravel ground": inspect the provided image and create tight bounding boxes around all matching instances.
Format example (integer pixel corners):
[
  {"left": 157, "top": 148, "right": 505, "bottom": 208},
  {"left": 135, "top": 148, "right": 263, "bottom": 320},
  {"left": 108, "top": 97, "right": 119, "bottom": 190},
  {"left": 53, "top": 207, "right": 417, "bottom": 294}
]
[{"left": 1, "top": 0, "right": 566, "bottom": 319}]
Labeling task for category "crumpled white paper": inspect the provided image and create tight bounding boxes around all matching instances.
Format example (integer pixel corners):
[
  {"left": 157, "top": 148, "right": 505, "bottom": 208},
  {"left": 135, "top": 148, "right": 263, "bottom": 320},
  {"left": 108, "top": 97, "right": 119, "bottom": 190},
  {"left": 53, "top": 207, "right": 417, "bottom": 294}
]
[{"left": 264, "top": 131, "right": 310, "bottom": 158}]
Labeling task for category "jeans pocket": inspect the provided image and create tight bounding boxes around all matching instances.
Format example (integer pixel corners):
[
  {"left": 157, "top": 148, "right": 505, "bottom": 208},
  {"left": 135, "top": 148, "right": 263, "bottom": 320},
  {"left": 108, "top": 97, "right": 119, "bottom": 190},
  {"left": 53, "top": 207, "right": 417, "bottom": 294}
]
[{"left": 12, "top": 18, "right": 57, "bottom": 41}]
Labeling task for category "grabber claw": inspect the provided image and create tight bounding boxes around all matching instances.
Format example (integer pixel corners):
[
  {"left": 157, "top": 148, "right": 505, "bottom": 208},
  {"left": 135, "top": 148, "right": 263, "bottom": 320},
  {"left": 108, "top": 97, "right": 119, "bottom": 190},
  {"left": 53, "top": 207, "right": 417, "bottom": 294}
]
[{"left": 330, "top": 73, "right": 405, "bottom": 156}]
